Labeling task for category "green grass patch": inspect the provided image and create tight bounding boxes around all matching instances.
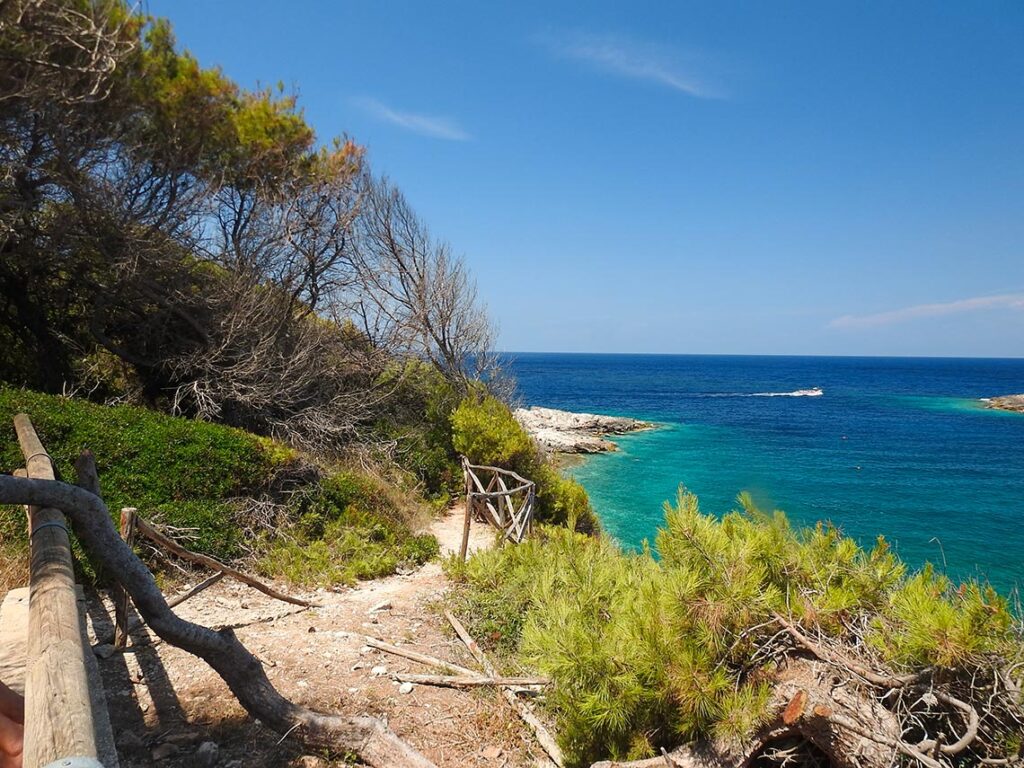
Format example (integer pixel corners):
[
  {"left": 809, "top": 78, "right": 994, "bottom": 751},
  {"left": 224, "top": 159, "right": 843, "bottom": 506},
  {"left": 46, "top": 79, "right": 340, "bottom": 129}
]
[
  {"left": 0, "top": 386, "right": 295, "bottom": 559},
  {"left": 0, "top": 388, "right": 438, "bottom": 586}
]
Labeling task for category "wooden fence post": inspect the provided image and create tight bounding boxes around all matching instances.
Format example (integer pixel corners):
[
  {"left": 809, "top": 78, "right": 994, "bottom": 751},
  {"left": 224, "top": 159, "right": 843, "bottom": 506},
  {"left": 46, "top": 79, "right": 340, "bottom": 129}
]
[
  {"left": 112, "top": 507, "right": 137, "bottom": 649},
  {"left": 13, "top": 414, "right": 100, "bottom": 768},
  {"left": 460, "top": 459, "right": 472, "bottom": 562}
]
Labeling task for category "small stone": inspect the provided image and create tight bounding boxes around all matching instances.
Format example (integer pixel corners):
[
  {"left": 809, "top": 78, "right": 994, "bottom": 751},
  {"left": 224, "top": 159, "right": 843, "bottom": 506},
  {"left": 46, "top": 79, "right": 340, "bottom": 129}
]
[
  {"left": 92, "top": 643, "right": 116, "bottom": 659},
  {"left": 369, "top": 600, "right": 392, "bottom": 613},
  {"left": 195, "top": 741, "right": 219, "bottom": 767},
  {"left": 297, "top": 680, "right": 308, "bottom": 688},
  {"left": 481, "top": 745, "right": 503, "bottom": 760},
  {"left": 165, "top": 732, "right": 200, "bottom": 744},
  {"left": 307, "top": 626, "right": 316, "bottom": 633},
  {"left": 399, "top": 682, "right": 414, "bottom": 695},
  {"left": 370, "top": 665, "right": 388, "bottom": 677},
  {"left": 152, "top": 742, "right": 177, "bottom": 760},
  {"left": 116, "top": 730, "right": 146, "bottom": 753},
  {"left": 347, "top": 687, "right": 359, "bottom": 694},
  {"left": 358, "top": 645, "right": 373, "bottom": 655}
]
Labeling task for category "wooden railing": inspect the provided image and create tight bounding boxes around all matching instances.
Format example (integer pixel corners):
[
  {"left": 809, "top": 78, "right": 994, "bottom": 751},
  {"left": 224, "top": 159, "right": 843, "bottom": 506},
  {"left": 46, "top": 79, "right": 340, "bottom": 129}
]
[
  {"left": 8, "top": 414, "right": 116, "bottom": 768},
  {"left": 459, "top": 458, "right": 536, "bottom": 560}
]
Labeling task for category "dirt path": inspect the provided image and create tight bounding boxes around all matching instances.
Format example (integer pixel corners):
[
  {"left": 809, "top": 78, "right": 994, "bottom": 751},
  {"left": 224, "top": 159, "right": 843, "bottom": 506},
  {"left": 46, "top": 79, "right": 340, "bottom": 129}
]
[{"left": 89, "top": 507, "right": 549, "bottom": 767}]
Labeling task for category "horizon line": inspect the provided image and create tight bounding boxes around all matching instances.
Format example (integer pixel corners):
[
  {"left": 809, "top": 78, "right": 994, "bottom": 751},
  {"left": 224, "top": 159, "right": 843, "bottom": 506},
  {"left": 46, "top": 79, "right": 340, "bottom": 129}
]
[{"left": 495, "top": 350, "right": 1024, "bottom": 361}]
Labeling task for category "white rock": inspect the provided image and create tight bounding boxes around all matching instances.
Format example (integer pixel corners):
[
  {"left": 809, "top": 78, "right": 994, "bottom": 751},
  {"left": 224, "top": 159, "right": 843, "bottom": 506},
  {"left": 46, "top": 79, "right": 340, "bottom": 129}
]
[
  {"left": 370, "top": 665, "right": 388, "bottom": 677},
  {"left": 195, "top": 741, "right": 219, "bottom": 767},
  {"left": 369, "top": 600, "right": 392, "bottom": 613},
  {"left": 399, "top": 682, "right": 414, "bottom": 695},
  {"left": 513, "top": 406, "right": 653, "bottom": 454}
]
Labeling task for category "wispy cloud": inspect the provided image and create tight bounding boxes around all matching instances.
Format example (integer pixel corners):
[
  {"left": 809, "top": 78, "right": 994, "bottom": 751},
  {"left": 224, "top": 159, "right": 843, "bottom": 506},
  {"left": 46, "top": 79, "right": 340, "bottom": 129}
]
[
  {"left": 829, "top": 293, "right": 1024, "bottom": 329},
  {"left": 355, "top": 98, "right": 471, "bottom": 141},
  {"left": 536, "top": 30, "right": 724, "bottom": 99}
]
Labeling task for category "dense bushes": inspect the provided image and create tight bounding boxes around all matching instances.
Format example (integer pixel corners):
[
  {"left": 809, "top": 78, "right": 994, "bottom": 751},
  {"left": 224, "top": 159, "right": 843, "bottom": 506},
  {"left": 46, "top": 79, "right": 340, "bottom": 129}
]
[
  {"left": 372, "top": 362, "right": 464, "bottom": 500},
  {"left": 0, "top": 387, "right": 438, "bottom": 586},
  {"left": 451, "top": 395, "right": 599, "bottom": 532},
  {"left": 258, "top": 470, "right": 438, "bottom": 586},
  {"left": 0, "top": 386, "right": 291, "bottom": 559},
  {"left": 447, "top": 488, "right": 1023, "bottom": 766}
]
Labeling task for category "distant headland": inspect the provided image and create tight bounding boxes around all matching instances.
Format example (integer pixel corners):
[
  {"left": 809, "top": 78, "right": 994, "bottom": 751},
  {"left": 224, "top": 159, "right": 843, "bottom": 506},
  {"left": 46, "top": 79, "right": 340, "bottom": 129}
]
[
  {"left": 981, "top": 394, "right": 1024, "bottom": 413},
  {"left": 514, "top": 405, "right": 655, "bottom": 453}
]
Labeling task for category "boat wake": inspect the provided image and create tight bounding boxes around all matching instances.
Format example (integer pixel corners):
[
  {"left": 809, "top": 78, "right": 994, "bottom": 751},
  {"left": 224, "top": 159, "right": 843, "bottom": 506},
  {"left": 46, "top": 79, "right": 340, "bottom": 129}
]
[
  {"left": 700, "top": 387, "right": 824, "bottom": 398},
  {"left": 752, "top": 387, "right": 824, "bottom": 397}
]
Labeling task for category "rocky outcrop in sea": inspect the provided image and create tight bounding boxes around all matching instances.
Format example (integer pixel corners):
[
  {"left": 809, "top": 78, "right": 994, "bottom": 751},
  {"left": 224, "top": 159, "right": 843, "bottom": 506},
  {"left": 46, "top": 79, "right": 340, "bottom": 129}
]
[
  {"left": 513, "top": 406, "right": 655, "bottom": 453},
  {"left": 982, "top": 394, "right": 1024, "bottom": 414}
]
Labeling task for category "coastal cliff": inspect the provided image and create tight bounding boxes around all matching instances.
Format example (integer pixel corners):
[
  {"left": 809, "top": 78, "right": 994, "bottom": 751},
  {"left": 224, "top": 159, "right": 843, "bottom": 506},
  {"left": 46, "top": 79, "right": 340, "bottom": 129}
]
[
  {"left": 513, "top": 405, "right": 654, "bottom": 453},
  {"left": 982, "top": 394, "right": 1024, "bottom": 413}
]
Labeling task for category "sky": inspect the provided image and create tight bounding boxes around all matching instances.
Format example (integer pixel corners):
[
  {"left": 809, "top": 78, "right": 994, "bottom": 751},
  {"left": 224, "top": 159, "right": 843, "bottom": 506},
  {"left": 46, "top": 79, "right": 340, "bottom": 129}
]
[{"left": 148, "top": 1, "right": 1024, "bottom": 357}]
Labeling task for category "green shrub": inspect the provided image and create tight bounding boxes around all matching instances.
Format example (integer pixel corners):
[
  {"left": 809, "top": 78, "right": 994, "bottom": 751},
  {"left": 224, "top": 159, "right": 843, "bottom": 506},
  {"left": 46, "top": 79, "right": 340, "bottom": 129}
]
[
  {"left": 372, "top": 361, "right": 464, "bottom": 500},
  {"left": 0, "top": 387, "right": 440, "bottom": 587},
  {"left": 451, "top": 394, "right": 535, "bottom": 470},
  {"left": 447, "top": 488, "right": 1022, "bottom": 766},
  {"left": 260, "top": 469, "right": 439, "bottom": 586},
  {"left": 0, "top": 386, "right": 295, "bottom": 559},
  {"left": 451, "top": 395, "right": 600, "bottom": 532}
]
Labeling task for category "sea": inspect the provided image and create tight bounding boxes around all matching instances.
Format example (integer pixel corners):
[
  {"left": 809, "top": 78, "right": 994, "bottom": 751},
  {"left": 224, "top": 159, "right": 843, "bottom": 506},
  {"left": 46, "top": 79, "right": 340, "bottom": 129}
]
[{"left": 507, "top": 353, "right": 1024, "bottom": 595}]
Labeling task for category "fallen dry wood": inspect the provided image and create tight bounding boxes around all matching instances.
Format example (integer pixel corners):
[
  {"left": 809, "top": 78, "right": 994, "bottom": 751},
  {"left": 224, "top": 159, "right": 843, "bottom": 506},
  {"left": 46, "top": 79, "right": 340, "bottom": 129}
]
[
  {"left": 445, "top": 610, "right": 564, "bottom": 768},
  {"left": 590, "top": 657, "right": 908, "bottom": 768},
  {"left": 364, "top": 636, "right": 481, "bottom": 676},
  {"left": 0, "top": 467, "right": 435, "bottom": 768},
  {"left": 393, "top": 673, "right": 549, "bottom": 688},
  {"left": 365, "top": 636, "right": 541, "bottom": 695},
  {"left": 134, "top": 516, "right": 318, "bottom": 608},
  {"left": 96, "top": 572, "right": 226, "bottom": 647}
]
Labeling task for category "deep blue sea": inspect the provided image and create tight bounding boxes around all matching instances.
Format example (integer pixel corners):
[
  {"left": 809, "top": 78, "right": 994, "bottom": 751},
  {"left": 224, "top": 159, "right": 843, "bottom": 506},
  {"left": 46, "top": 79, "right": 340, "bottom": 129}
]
[{"left": 508, "top": 353, "right": 1024, "bottom": 594}]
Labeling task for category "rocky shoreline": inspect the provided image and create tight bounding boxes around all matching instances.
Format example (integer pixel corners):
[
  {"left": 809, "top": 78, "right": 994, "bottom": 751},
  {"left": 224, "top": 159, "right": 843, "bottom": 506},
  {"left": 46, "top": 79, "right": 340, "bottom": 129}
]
[
  {"left": 514, "top": 405, "right": 655, "bottom": 454},
  {"left": 981, "top": 394, "right": 1024, "bottom": 414}
]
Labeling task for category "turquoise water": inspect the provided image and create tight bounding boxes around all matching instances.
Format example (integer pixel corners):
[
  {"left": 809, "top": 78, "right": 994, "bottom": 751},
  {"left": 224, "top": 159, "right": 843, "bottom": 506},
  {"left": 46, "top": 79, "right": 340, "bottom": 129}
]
[{"left": 509, "top": 354, "right": 1024, "bottom": 594}]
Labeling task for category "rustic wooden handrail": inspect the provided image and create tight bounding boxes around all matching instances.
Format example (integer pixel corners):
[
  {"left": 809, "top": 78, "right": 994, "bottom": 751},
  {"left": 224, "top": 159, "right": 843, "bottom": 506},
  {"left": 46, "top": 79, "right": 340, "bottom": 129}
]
[
  {"left": 459, "top": 458, "right": 536, "bottom": 560},
  {"left": 13, "top": 414, "right": 102, "bottom": 768}
]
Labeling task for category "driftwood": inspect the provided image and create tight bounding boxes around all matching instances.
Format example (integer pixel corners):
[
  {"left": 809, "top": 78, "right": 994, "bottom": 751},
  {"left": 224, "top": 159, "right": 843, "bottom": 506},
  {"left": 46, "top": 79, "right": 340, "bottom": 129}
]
[
  {"left": 393, "top": 673, "right": 549, "bottom": 688},
  {"left": 444, "top": 610, "right": 564, "bottom": 767},
  {"left": 0, "top": 468, "right": 436, "bottom": 768}
]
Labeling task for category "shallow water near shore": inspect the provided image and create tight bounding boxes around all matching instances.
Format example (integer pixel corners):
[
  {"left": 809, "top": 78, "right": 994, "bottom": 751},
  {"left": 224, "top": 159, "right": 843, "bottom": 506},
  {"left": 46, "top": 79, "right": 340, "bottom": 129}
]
[{"left": 508, "top": 353, "right": 1024, "bottom": 594}]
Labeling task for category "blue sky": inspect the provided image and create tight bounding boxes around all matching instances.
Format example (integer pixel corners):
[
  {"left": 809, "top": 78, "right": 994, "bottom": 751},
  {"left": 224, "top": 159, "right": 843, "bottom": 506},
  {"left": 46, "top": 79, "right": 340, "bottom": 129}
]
[{"left": 149, "top": 1, "right": 1024, "bottom": 357}]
